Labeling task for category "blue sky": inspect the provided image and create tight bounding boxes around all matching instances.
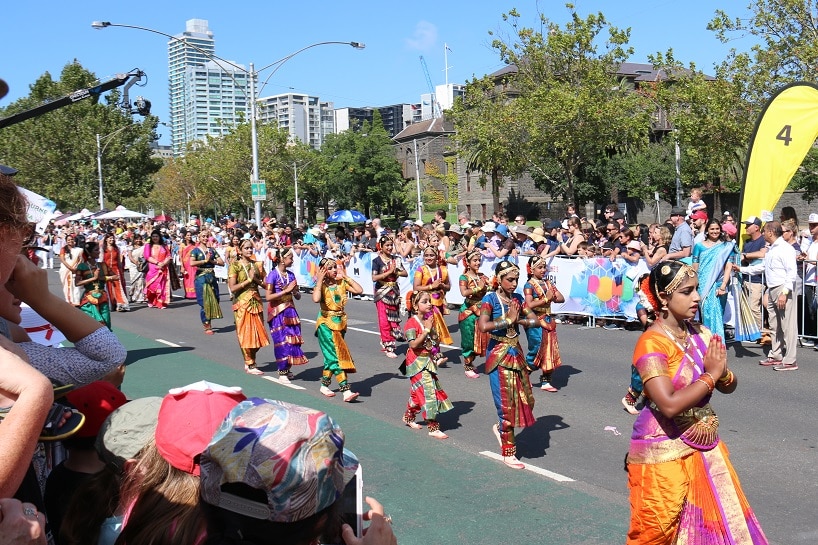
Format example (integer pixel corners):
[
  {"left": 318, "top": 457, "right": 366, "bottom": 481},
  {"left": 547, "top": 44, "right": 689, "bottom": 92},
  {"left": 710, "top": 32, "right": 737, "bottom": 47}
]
[{"left": 3, "top": 1, "right": 755, "bottom": 144}]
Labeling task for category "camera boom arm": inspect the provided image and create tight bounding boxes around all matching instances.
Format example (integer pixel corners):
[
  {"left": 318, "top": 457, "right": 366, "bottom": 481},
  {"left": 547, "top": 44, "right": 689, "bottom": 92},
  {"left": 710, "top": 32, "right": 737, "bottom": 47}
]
[{"left": 0, "top": 69, "right": 148, "bottom": 129}]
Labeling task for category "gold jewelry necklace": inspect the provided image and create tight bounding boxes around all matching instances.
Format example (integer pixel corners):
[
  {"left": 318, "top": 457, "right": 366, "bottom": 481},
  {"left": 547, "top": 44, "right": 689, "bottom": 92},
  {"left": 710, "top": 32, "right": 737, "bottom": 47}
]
[{"left": 657, "top": 319, "right": 688, "bottom": 345}]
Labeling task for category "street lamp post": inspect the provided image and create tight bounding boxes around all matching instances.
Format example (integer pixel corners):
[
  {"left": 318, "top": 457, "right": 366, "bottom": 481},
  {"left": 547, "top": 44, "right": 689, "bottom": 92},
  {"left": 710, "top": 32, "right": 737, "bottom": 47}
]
[
  {"left": 96, "top": 125, "right": 132, "bottom": 210},
  {"left": 91, "top": 21, "right": 364, "bottom": 227},
  {"left": 403, "top": 133, "right": 451, "bottom": 220}
]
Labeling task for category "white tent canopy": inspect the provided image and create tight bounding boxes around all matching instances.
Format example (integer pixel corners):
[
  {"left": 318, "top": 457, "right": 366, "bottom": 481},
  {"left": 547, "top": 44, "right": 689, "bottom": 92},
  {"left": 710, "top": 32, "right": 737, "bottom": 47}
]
[
  {"left": 95, "top": 205, "right": 148, "bottom": 219},
  {"left": 62, "top": 208, "right": 94, "bottom": 221}
]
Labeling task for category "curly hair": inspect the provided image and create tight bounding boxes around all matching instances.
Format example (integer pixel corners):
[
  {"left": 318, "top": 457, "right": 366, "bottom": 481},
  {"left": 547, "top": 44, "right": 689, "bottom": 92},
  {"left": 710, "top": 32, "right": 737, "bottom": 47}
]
[{"left": 0, "top": 172, "right": 29, "bottom": 239}]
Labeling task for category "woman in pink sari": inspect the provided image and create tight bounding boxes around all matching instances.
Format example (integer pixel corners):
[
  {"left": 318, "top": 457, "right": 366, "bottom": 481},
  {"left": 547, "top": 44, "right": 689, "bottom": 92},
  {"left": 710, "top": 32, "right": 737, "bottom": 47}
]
[
  {"left": 143, "top": 229, "right": 172, "bottom": 309},
  {"left": 179, "top": 231, "right": 197, "bottom": 299}
]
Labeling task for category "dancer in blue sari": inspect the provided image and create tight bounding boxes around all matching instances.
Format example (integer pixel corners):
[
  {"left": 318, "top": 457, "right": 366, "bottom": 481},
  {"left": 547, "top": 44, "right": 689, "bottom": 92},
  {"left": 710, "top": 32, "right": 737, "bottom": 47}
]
[{"left": 691, "top": 219, "right": 737, "bottom": 338}]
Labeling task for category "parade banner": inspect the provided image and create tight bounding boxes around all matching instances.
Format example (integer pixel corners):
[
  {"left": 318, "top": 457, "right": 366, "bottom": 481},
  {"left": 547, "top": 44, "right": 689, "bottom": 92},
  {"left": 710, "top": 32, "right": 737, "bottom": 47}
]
[
  {"left": 290, "top": 252, "right": 651, "bottom": 320},
  {"left": 740, "top": 82, "right": 818, "bottom": 245}
]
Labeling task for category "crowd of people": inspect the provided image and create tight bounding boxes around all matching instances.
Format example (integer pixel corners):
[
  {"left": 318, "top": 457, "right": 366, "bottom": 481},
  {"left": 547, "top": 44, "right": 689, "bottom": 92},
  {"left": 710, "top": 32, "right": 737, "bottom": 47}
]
[
  {"left": 0, "top": 164, "right": 398, "bottom": 545},
  {"left": 7, "top": 154, "right": 810, "bottom": 543}
]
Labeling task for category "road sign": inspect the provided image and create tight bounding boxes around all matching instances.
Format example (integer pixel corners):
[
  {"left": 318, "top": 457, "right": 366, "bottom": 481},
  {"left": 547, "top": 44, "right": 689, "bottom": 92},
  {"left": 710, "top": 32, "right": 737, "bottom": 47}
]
[{"left": 251, "top": 180, "right": 267, "bottom": 202}]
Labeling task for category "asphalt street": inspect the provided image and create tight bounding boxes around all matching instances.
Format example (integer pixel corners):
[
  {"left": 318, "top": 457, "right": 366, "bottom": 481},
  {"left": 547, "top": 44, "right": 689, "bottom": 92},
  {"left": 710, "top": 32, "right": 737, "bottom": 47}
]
[{"left": 48, "top": 271, "right": 817, "bottom": 544}]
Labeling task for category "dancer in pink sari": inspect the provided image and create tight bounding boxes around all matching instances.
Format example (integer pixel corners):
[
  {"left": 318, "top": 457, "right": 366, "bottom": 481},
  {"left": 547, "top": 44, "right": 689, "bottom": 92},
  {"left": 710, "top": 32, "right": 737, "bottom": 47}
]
[{"left": 143, "top": 229, "right": 172, "bottom": 309}]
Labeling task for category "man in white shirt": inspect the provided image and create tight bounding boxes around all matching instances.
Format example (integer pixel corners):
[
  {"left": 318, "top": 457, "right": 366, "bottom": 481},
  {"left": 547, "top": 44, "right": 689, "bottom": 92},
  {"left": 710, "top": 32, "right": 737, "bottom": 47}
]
[
  {"left": 802, "top": 213, "right": 818, "bottom": 349},
  {"left": 760, "top": 221, "right": 798, "bottom": 370}
]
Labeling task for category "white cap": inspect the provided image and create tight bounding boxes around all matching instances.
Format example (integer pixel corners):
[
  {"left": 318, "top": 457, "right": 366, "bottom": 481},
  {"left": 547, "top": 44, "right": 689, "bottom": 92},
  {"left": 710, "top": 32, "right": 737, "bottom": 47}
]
[
  {"left": 809, "top": 213, "right": 818, "bottom": 224},
  {"left": 480, "top": 221, "right": 497, "bottom": 233}
]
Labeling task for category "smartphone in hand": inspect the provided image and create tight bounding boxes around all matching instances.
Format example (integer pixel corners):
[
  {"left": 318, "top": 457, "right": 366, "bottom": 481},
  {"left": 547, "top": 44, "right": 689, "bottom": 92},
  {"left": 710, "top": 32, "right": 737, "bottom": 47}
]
[{"left": 341, "top": 464, "right": 363, "bottom": 538}]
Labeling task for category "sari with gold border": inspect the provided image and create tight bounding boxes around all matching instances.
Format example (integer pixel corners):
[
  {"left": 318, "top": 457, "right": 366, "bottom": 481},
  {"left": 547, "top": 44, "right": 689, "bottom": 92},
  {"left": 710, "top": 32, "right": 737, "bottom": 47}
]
[{"left": 626, "top": 325, "right": 768, "bottom": 544}]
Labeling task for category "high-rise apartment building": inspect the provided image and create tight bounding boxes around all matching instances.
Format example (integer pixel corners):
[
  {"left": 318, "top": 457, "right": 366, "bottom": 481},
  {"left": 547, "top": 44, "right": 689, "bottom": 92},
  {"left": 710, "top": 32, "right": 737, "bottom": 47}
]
[
  {"left": 334, "top": 104, "right": 414, "bottom": 138},
  {"left": 257, "top": 93, "right": 335, "bottom": 149},
  {"left": 168, "top": 19, "right": 250, "bottom": 155},
  {"left": 181, "top": 61, "right": 249, "bottom": 147}
]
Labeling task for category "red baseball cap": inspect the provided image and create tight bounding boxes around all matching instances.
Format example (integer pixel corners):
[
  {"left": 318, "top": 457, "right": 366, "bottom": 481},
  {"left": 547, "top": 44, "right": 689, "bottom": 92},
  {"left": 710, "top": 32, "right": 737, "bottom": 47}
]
[
  {"left": 155, "top": 381, "right": 246, "bottom": 475},
  {"left": 65, "top": 381, "right": 127, "bottom": 438},
  {"left": 690, "top": 210, "right": 708, "bottom": 221}
]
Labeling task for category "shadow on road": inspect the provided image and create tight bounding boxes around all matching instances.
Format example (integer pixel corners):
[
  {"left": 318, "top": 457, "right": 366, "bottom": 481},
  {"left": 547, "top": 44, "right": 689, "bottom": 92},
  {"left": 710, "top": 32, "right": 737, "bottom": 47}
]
[
  {"left": 438, "top": 400, "right": 476, "bottom": 431},
  {"left": 516, "top": 414, "right": 570, "bottom": 458},
  {"left": 354, "top": 372, "right": 398, "bottom": 397},
  {"left": 729, "top": 341, "right": 764, "bottom": 361},
  {"left": 551, "top": 365, "right": 582, "bottom": 389},
  {"left": 124, "top": 346, "right": 195, "bottom": 365}
]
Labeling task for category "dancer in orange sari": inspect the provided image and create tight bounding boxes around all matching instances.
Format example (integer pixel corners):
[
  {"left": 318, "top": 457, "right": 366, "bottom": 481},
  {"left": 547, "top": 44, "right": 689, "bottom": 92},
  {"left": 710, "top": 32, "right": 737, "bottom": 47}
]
[
  {"left": 524, "top": 256, "right": 565, "bottom": 392},
  {"left": 228, "top": 239, "right": 270, "bottom": 375},
  {"left": 179, "top": 231, "right": 197, "bottom": 299},
  {"left": 412, "top": 246, "right": 453, "bottom": 345},
  {"left": 143, "top": 229, "right": 172, "bottom": 309},
  {"left": 102, "top": 233, "right": 130, "bottom": 312},
  {"left": 627, "top": 260, "right": 768, "bottom": 544}
]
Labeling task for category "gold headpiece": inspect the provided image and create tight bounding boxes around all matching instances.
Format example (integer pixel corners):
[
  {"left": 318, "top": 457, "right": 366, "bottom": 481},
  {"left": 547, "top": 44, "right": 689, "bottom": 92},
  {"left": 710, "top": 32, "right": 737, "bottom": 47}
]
[
  {"left": 662, "top": 262, "right": 696, "bottom": 295},
  {"left": 495, "top": 260, "right": 519, "bottom": 278}
]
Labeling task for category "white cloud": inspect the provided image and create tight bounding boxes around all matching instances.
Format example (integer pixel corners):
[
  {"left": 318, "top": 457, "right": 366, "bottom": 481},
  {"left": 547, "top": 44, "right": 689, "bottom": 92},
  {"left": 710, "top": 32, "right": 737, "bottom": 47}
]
[{"left": 405, "top": 21, "right": 438, "bottom": 51}]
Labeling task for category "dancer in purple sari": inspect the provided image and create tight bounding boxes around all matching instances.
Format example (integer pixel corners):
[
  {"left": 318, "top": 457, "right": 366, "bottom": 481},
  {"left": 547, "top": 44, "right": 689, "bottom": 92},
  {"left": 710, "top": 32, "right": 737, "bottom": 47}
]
[{"left": 264, "top": 247, "right": 308, "bottom": 383}]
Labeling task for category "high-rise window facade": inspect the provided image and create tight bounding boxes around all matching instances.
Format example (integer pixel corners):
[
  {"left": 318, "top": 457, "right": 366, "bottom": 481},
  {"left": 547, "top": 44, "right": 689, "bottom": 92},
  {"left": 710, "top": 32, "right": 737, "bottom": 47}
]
[{"left": 168, "top": 19, "right": 249, "bottom": 155}]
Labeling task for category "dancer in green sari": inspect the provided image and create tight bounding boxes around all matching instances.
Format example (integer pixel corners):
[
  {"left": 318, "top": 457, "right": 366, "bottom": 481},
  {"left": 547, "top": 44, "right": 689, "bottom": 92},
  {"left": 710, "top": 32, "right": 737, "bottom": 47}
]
[{"left": 458, "top": 249, "right": 488, "bottom": 378}]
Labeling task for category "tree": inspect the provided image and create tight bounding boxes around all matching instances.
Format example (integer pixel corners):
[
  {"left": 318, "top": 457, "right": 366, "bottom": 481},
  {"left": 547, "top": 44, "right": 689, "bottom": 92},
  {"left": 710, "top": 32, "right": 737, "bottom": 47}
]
[
  {"left": 0, "top": 62, "right": 160, "bottom": 209},
  {"left": 449, "top": 75, "right": 525, "bottom": 214},
  {"left": 709, "top": 1, "right": 818, "bottom": 199},
  {"left": 321, "top": 112, "right": 405, "bottom": 218},
  {"left": 150, "top": 122, "right": 292, "bottom": 219},
  {"left": 586, "top": 138, "right": 679, "bottom": 203},
  {"left": 486, "top": 6, "right": 653, "bottom": 207},
  {"left": 645, "top": 52, "right": 753, "bottom": 204}
]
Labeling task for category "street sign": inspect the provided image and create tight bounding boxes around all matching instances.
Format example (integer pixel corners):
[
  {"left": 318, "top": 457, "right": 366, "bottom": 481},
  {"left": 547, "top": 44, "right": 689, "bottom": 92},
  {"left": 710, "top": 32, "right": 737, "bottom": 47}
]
[{"left": 251, "top": 180, "right": 267, "bottom": 202}]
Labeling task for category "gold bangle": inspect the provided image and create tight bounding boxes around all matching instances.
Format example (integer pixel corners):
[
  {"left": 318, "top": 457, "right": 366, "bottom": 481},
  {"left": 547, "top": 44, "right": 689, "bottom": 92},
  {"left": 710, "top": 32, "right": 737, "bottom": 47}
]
[
  {"left": 695, "top": 378, "right": 714, "bottom": 394},
  {"left": 717, "top": 369, "right": 733, "bottom": 384},
  {"left": 698, "top": 372, "right": 716, "bottom": 392}
]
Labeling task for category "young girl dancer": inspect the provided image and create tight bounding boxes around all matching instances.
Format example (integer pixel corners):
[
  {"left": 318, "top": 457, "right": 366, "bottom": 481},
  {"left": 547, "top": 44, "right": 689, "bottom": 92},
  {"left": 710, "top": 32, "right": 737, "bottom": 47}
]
[
  {"left": 265, "top": 247, "right": 308, "bottom": 382},
  {"left": 402, "top": 291, "right": 453, "bottom": 439},
  {"left": 227, "top": 239, "right": 270, "bottom": 375},
  {"left": 479, "top": 260, "right": 540, "bottom": 468},
  {"left": 523, "top": 256, "right": 565, "bottom": 392},
  {"left": 313, "top": 257, "right": 362, "bottom": 402},
  {"left": 412, "top": 246, "right": 453, "bottom": 346},
  {"left": 458, "top": 249, "right": 488, "bottom": 378},
  {"left": 371, "top": 235, "right": 407, "bottom": 358}
]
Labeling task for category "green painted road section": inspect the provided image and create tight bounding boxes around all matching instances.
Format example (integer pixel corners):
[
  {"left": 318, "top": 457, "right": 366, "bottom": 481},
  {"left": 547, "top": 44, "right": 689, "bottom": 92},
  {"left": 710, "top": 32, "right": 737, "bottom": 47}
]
[{"left": 117, "top": 327, "right": 630, "bottom": 545}]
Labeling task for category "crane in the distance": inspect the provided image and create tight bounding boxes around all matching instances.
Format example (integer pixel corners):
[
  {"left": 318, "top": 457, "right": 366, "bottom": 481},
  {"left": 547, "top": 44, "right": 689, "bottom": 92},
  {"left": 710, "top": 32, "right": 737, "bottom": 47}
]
[{"left": 419, "top": 55, "right": 441, "bottom": 119}]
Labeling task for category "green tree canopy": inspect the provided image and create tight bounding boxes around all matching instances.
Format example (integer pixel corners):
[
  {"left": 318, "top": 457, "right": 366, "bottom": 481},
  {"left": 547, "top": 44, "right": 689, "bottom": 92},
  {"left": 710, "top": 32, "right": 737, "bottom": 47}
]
[
  {"left": 0, "top": 62, "right": 160, "bottom": 209},
  {"left": 709, "top": 0, "right": 818, "bottom": 199},
  {"left": 451, "top": 5, "right": 653, "bottom": 211},
  {"left": 321, "top": 112, "right": 405, "bottom": 218}
]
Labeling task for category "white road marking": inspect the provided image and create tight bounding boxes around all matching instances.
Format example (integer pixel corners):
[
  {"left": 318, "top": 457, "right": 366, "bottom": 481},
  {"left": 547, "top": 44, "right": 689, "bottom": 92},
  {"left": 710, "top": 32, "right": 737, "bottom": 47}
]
[
  {"left": 155, "top": 339, "right": 181, "bottom": 348},
  {"left": 261, "top": 375, "right": 306, "bottom": 390},
  {"left": 478, "top": 451, "right": 575, "bottom": 482},
  {"left": 301, "top": 318, "right": 460, "bottom": 350}
]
